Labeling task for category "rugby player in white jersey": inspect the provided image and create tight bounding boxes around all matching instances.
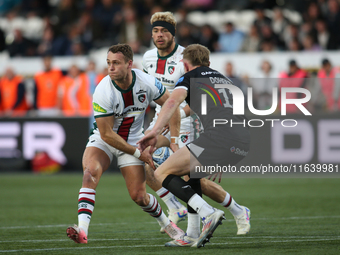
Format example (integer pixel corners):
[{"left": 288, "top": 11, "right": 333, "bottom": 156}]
[
  {"left": 66, "top": 44, "right": 184, "bottom": 244},
  {"left": 142, "top": 12, "right": 251, "bottom": 244}
]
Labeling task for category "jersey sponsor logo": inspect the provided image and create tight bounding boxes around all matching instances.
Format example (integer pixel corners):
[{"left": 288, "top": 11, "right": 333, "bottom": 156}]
[
  {"left": 181, "top": 134, "right": 189, "bottom": 143},
  {"left": 136, "top": 89, "right": 147, "bottom": 94},
  {"left": 138, "top": 94, "right": 146, "bottom": 103},
  {"left": 162, "top": 77, "right": 175, "bottom": 84},
  {"left": 167, "top": 60, "right": 177, "bottom": 65},
  {"left": 230, "top": 146, "right": 248, "bottom": 156},
  {"left": 201, "top": 71, "right": 220, "bottom": 75},
  {"left": 114, "top": 107, "right": 146, "bottom": 117},
  {"left": 209, "top": 77, "right": 232, "bottom": 84},
  {"left": 93, "top": 102, "right": 107, "bottom": 113},
  {"left": 168, "top": 66, "right": 175, "bottom": 75}
]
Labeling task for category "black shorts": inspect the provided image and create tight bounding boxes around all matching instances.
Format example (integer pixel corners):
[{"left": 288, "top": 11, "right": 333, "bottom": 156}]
[{"left": 187, "top": 131, "right": 250, "bottom": 178}]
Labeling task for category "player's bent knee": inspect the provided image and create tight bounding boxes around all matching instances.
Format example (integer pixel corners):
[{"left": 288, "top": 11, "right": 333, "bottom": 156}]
[
  {"left": 130, "top": 192, "right": 148, "bottom": 206},
  {"left": 153, "top": 170, "right": 162, "bottom": 183},
  {"left": 82, "top": 169, "right": 100, "bottom": 187}
]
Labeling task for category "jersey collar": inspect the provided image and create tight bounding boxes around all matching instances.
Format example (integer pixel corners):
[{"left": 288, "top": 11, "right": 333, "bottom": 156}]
[
  {"left": 157, "top": 44, "right": 178, "bottom": 60},
  {"left": 111, "top": 70, "right": 136, "bottom": 93}
]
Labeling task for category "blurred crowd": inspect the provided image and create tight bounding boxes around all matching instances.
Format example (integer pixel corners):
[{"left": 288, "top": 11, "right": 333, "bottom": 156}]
[
  {"left": 1, "top": 55, "right": 339, "bottom": 120},
  {"left": 0, "top": 0, "right": 339, "bottom": 120},
  {"left": 0, "top": 55, "right": 107, "bottom": 118},
  {"left": 0, "top": 0, "right": 340, "bottom": 56}
]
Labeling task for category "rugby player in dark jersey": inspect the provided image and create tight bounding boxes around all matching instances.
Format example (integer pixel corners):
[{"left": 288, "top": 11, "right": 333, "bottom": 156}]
[{"left": 138, "top": 44, "right": 250, "bottom": 248}]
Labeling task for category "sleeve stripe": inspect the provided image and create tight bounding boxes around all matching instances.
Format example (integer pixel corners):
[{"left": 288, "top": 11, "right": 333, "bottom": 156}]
[
  {"left": 174, "top": 86, "right": 188, "bottom": 91},
  {"left": 94, "top": 113, "right": 115, "bottom": 118},
  {"left": 154, "top": 87, "right": 166, "bottom": 100}
]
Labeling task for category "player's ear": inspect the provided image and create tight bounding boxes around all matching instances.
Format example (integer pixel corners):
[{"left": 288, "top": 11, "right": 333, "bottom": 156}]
[
  {"left": 127, "top": 60, "right": 133, "bottom": 69},
  {"left": 208, "top": 61, "right": 210, "bottom": 67},
  {"left": 184, "top": 62, "right": 190, "bottom": 72}
]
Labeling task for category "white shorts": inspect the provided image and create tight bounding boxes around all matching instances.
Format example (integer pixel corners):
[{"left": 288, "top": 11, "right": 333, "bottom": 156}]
[
  {"left": 86, "top": 133, "right": 144, "bottom": 169},
  {"left": 146, "top": 112, "right": 195, "bottom": 148}
]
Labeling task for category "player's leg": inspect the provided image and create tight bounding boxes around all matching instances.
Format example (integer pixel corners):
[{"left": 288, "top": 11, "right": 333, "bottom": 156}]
[
  {"left": 184, "top": 120, "right": 251, "bottom": 236},
  {"left": 67, "top": 146, "right": 111, "bottom": 243},
  {"left": 200, "top": 178, "right": 251, "bottom": 235},
  {"left": 120, "top": 164, "right": 184, "bottom": 240},
  {"left": 144, "top": 129, "right": 187, "bottom": 226},
  {"left": 165, "top": 178, "right": 202, "bottom": 247},
  {"left": 154, "top": 146, "right": 225, "bottom": 247}
]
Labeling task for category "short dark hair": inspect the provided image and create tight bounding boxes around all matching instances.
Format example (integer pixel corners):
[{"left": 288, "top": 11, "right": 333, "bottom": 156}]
[
  {"left": 289, "top": 59, "right": 297, "bottom": 67},
  {"left": 321, "top": 58, "right": 330, "bottom": 66},
  {"left": 107, "top": 44, "right": 133, "bottom": 62},
  {"left": 182, "top": 44, "right": 210, "bottom": 67}
]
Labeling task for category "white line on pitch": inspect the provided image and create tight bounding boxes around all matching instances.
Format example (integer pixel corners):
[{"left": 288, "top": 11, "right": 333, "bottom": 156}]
[
  {"left": 1, "top": 215, "right": 339, "bottom": 230},
  {"left": 0, "top": 236, "right": 339, "bottom": 243},
  {"left": 0, "top": 238, "right": 339, "bottom": 253}
]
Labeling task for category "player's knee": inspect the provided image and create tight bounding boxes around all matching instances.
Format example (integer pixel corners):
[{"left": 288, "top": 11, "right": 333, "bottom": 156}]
[
  {"left": 82, "top": 168, "right": 99, "bottom": 187},
  {"left": 153, "top": 170, "right": 161, "bottom": 182},
  {"left": 130, "top": 192, "right": 147, "bottom": 206},
  {"left": 154, "top": 169, "right": 167, "bottom": 184}
]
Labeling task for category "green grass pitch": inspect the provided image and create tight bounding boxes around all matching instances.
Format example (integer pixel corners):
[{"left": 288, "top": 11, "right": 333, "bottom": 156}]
[{"left": 0, "top": 173, "right": 339, "bottom": 254}]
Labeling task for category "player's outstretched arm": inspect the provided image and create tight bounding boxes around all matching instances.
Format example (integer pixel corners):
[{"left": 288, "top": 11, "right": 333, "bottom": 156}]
[
  {"left": 155, "top": 90, "right": 181, "bottom": 152},
  {"left": 138, "top": 88, "right": 186, "bottom": 152}
]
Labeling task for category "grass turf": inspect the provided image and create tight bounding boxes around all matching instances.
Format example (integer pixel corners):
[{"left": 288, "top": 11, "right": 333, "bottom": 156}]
[{"left": 0, "top": 173, "right": 339, "bottom": 254}]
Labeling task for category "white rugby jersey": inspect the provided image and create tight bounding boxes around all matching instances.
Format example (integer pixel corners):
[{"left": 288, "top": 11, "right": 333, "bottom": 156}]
[
  {"left": 142, "top": 44, "right": 187, "bottom": 112},
  {"left": 92, "top": 69, "right": 166, "bottom": 146}
]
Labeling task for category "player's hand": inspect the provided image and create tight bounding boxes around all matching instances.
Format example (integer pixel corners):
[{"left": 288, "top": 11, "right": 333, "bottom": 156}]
[
  {"left": 207, "top": 172, "right": 223, "bottom": 183},
  {"left": 137, "top": 131, "right": 158, "bottom": 152},
  {"left": 170, "top": 143, "right": 179, "bottom": 152},
  {"left": 139, "top": 149, "right": 156, "bottom": 170}
]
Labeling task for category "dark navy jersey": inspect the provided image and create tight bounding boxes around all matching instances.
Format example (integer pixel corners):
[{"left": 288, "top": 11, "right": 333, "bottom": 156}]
[{"left": 174, "top": 66, "right": 250, "bottom": 144}]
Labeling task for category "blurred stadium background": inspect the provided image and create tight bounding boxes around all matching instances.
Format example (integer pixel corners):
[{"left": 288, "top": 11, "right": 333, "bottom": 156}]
[
  {"left": 0, "top": 0, "right": 339, "bottom": 254},
  {"left": 0, "top": 0, "right": 339, "bottom": 172}
]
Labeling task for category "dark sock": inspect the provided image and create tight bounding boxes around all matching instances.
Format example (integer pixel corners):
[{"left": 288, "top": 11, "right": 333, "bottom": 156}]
[{"left": 162, "top": 174, "right": 196, "bottom": 203}]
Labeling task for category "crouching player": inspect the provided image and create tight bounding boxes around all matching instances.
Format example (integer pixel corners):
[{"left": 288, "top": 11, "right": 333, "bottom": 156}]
[{"left": 66, "top": 44, "right": 184, "bottom": 243}]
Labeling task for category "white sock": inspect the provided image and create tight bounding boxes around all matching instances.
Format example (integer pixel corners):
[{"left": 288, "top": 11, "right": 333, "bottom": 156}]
[
  {"left": 188, "top": 194, "right": 214, "bottom": 219},
  {"left": 221, "top": 195, "right": 243, "bottom": 217},
  {"left": 156, "top": 187, "right": 183, "bottom": 210},
  {"left": 219, "top": 192, "right": 231, "bottom": 207},
  {"left": 186, "top": 212, "right": 200, "bottom": 238},
  {"left": 141, "top": 193, "right": 170, "bottom": 228},
  {"left": 78, "top": 188, "right": 96, "bottom": 236}
]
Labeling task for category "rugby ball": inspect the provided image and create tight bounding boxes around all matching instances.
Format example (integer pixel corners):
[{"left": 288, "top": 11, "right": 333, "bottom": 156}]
[{"left": 152, "top": 147, "right": 173, "bottom": 168}]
